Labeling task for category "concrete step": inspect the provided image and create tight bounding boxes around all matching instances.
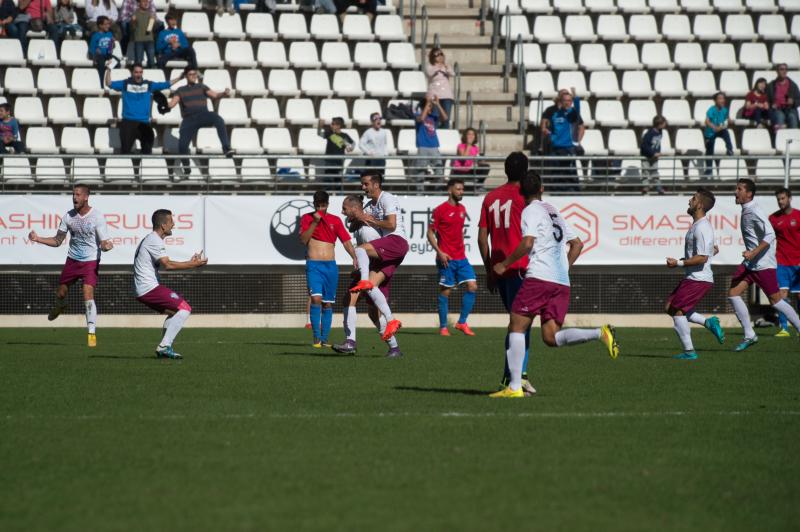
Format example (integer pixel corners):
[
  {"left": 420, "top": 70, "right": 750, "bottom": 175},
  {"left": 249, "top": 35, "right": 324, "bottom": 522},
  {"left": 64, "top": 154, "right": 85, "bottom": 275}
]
[
  {"left": 462, "top": 103, "right": 519, "bottom": 122},
  {"left": 421, "top": 35, "right": 493, "bottom": 47},
  {"left": 433, "top": 46, "right": 505, "bottom": 65},
  {"left": 460, "top": 74, "right": 517, "bottom": 93},
  {"left": 458, "top": 91, "right": 516, "bottom": 104},
  {"left": 408, "top": 0, "right": 482, "bottom": 8},
  {"left": 423, "top": 17, "right": 488, "bottom": 37},
  {"left": 482, "top": 132, "right": 525, "bottom": 155},
  {"left": 404, "top": 7, "right": 478, "bottom": 17},
  {"left": 457, "top": 63, "right": 504, "bottom": 75}
]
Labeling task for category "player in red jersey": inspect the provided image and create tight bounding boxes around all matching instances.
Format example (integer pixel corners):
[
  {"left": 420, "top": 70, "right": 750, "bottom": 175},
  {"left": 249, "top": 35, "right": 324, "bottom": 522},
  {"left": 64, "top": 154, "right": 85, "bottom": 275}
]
[
  {"left": 427, "top": 178, "right": 478, "bottom": 336},
  {"left": 477, "top": 152, "right": 535, "bottom": 395},
  {"left": 769, "top": 187, "right": 800, "bottom": 337},
  {"left": 299, "top": 190, "right": 357, "bottom": 347}
]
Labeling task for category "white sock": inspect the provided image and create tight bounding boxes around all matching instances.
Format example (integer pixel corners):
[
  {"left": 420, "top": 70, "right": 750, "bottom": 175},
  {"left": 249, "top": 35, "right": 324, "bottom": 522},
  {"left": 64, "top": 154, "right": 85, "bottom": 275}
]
[
  {"left": 377, "top": 315, "right": 398, "bottom": 348},
  {"left": 729, "top": 296, "right": 756, "bottom": 339},
  {"left": 672, "top": 315, "right": 694, "bottom": 352},
  {"left": 84, "top": 299, "right": 97, "bottom": 334},
  {"left": 355, "top": 247, "right": 370, "bottom": 281},
  {"left": 344, "top": 306, "right": 357, "bottom": 341},
  {"left": 507, "top": 332, "right": 526, "bottom": 391},
  {"left": 773, "top": 299, "right": 800, "bottom": 331},
  {"left": 159, "top": 309, "right": 190, "bottom": 347},
  {"left": 368, "top": 287, "right": 393, "bottom": 321},
  {"left": 554, "top": 328, "right": 601, "bottom": 346},
  {"left": 686, "top": 312, "right": 707, "bottom": 325}
]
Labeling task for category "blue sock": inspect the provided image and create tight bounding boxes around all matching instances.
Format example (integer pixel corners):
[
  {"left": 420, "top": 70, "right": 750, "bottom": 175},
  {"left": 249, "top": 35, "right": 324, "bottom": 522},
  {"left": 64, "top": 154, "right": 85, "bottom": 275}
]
[
  {"left": 778, "top": 301, "right": 789, "bottom": 330},
  {"left": 438, "top": 294, "right": 449, "bottom": 329},
  {"left": 310, "top": 304, "right": 321, "bottom": 340},
  {"left": 320, "top": 306, "right": 333, "bottom": 341},
  {"left": 458, "top": 291, "right": 476, "bottom": 324}
]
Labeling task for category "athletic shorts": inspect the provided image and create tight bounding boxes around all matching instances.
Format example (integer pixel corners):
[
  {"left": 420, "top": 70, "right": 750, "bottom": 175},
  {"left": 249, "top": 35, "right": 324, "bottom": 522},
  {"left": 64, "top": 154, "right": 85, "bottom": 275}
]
[
  {"left": 511, "top": 277, "right": 571, "bottom": 326},
  {"left": 777, "top": 265, "right": 800, "bottom": 293},
  {"left": 370, "top": 234, "right": 409, "bottom": 279},
  {"left": 667, "top": 278, "right": 714, "bottom": 314},
  {"left": 137, "top": 285, "right": 191, "bottom": 313},
  {"left": 730, "top": 264, "right": 780, "bottom": 297},
  {"left": 438, "top": 258, "right": 476, "bottom": 288},
  {"left": 59, "top": 257, "right": 99, "bottom": 287},
  {"left": 306, "top": 260, "right": 338, "bottom": 304},
  {"left": 496, "top": 269, "right": 525, "bottom": 313}
]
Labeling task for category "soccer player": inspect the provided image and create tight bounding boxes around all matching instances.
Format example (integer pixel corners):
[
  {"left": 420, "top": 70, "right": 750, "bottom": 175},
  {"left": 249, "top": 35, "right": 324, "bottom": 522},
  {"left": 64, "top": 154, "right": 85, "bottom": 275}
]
[
  {"left": 729, "top": 179, "right": 800, "bottom": 351},
  {"left": 349, "top": 172, "right": 408, "bottom": 346},
  {"left": 299, "top": 190, "right": 357, "bottom": 347},
  {"left": 333, "top": 195, "right": 402, "bottom": 357},
  {"left": 665, "top": 189, "right": 726, "bottom": 360},
  {"left": 768, "top": 187, "right": 800, "bottom": 337},
  {"left": 491, "top": 172, "right": 619, "bottom": 398},
  {"left": 28, "top": 184, "right": 114, "bottom": 347},
  {"left": 134, "top": 209, "right": 207, "bottom": 359},
  {"left": 478, "top": 152, "right": 535, "bottom": 395},
  {"left": 427, "top": 178, "right": 478, "bottom": 336}
]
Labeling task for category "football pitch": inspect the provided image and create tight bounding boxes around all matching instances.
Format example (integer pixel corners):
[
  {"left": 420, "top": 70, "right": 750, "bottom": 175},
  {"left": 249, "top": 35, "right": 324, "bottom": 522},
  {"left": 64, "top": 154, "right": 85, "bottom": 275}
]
[{"left": 1, "top": 326, "right": 798, "bottom": 531}]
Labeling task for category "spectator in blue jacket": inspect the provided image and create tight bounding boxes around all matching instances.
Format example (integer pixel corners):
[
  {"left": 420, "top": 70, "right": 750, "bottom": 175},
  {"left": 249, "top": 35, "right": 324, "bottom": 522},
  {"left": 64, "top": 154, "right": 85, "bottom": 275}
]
[
  {"left": 703, "top": 92, "right": 733, "bottom": 176},
  {"left": 89, "top": 16, "right": 117, "bottom": 83},
  {"left": 0, "top": 103, "right": 25, "bottom": 154},
  {"left": 640, "top": 115, "right": 667, "bottom": 195},
  {"left": 156, "top": 14, "right": 197, "bottom": 74},
  {"left": 414, "top": 95, "right": 447, "bottom": 184},
  {"left": 541, "top": 90, "right": 584, "bottom": 192}
]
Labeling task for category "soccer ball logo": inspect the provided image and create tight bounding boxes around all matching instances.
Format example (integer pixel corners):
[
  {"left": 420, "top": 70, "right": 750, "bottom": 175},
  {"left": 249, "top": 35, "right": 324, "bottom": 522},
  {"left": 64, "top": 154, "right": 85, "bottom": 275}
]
[{"left": 270, "top": 199, "right": 313, "bottom": 260}]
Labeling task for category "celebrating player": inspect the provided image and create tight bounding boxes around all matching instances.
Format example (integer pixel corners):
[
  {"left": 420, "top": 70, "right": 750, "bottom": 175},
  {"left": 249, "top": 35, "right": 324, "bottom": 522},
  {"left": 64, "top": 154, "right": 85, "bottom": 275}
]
[
  {"left": 299, "top": 190, "right": 357, "bottom": 348},
  {"left": 349, "top": 172, "right": 408, "bottom": 344},
  {"left": 427, "top": 178, "right": 478, "bottom": 336},
  {"left": 665, "top": 189, "right": 725, "bottom": 360},
  {"left": 333, "top": 195, "right": 402, "bottom": 357},
  {"left": 134, "top": 209, "right": 207, "bottom": 359},
  {"left": 729, "top": 179, "right": 800, "bottom": 351},
  {"left": 491, "top": 172, "right": 619, "bottom": 399},
  {"left": 478, "top": 152, "right": 535, "bottom": 395},
  {"left": 768, "top": 188, "right": 800, "bottom": 337},
  {"left": 28, "top": 184, "right": 113, "bottom": 347}
]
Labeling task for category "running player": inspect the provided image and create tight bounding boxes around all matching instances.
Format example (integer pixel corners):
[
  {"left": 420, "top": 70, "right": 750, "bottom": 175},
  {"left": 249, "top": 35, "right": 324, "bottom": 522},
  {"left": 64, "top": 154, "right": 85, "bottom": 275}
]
[
  {"left": 768, "top": 187, "right": 800, "bottom": 337},
  {"left": 729, "top": 179, "right": 800, "bottom": 351},
  {"left": 665, "top": 188, "right": 725, "bottom": 360},
  {"left": 299, "top": 190, "right": 357, "bottom": 348},
  {"left": 333, "top": 195, "right": 402, "bottom": 357},
  {"left": 478, "top": 152, "right": 535, "bottom": 394},
  {"left": 427, "top": 178, "right": 478, "bottom": 336},
  {"left": 28, "top": 184, "right": 113, "bottom": 347},
  {"left": 349, "top": 172, "right": 407, "bottom": 344},
  {"left": 134, "top": 209, "right": 207, "bottom": 359},
  {"left": 491, "top": 172, "right": 619, "bottom": 398}
]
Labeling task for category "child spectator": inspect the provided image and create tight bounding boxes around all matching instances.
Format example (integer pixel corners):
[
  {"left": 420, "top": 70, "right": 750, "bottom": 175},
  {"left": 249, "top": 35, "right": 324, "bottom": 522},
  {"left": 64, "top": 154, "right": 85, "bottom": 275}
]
[
  {"left": 703, "top": 92, "right": 733, "bottom": 176},
  {"left": 0, "top": 103, "right": 25, "bottom": 154},
  {"left": 50, "top": 0, "right": 81, "bottom": 52},
  {"left": 318, "top": 117, "right": 354, "bottom": 182},
  {"left": 85, "top": 0, "right": 121, "bottom": 41},
  {"left": 130, "top": 0, "right": 155, "bottom": 67},
  {"left": 743, "top": 78, "right": 770, "bottom": 127},
  {"left": 415, "top": 96, "right": 447, "bottom": 181},
  {"left": 89, "top": 16, "right": 116, "bottom": 82},
  {"left": 156, "top": 14, "right": 197, "bottom": 72},
  {"left": 358, "top": 112, "right": 387, "bottom": 174},
  {"left": 451, "top": 127, "right": 489, "bottom": 189},
  {"left": 640, "top": 116, "right": 667, "bottom": 195}
]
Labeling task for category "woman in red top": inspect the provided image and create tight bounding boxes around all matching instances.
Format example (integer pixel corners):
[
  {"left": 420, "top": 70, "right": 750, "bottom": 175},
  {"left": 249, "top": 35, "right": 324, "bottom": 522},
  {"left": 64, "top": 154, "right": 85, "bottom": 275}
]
[{"left": 743, "top": 77, "right": 769, "bottom": 127}]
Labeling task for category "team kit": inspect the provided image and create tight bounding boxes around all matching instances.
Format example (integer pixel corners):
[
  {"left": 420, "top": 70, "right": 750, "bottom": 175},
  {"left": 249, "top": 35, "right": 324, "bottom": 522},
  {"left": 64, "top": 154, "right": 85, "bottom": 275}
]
[{"left": 27, "top": 153, "right": 800, "bottom": 398}]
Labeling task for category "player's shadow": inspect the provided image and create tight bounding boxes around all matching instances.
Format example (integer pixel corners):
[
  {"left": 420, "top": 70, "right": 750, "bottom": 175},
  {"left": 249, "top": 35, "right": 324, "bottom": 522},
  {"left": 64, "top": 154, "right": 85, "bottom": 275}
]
[
  {"left": 622, "top": 354, "right": 677, "bottom": 359},
  {"left": 245, "top": 341, "right": 310, "bottom": 347},
  {"left": 3, "top": 341, "right": 72, "bottom": 346},
  {"left": 397, "top": 331, "right": 441, "bottom": 336},
  {"left": 89, "top": 354, "right": 156, "bottom": 360},
  {"left": 394, "top": 385, "right": 488, "bottom": 396},
  {"left": 273, "top": 350, "right": 358, "bottom": 358}
]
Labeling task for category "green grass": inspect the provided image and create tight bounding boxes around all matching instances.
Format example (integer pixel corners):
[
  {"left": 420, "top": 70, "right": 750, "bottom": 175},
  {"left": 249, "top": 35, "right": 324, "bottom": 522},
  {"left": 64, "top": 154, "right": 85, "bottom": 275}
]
[{"left": 1, "top": 325, "right": 798, "bottom": 531}]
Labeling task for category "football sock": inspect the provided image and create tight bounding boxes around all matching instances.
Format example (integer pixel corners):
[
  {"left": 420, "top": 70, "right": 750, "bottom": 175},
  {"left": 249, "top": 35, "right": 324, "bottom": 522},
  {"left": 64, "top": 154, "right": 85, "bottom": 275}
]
[
  {"left": 344, "top": 306, "right": 357, "bottom": 341},
  {"left": 686, "top": 312, "right": 707, "bottom": 325},
  {"left": 778, "top": 300, "right": 789, "bottom": 330},
  {"left": 159, "top": 309, "right": 190, "bottom": 347},
  {"left": 672, "top": 315, "right": 694, "bottom": 352},
  {"left": 320, "top": 306, "right": 333, "bottom": 342},
  {"left": 368, "top": 287, "right": 393, "bottom": 321},
  {"left": 729, "top": 296, "right": 756, "bottom": 339},
  {"left": 773, "top": 299, "right": 800, "bottom": 332},
  {"left": 458, "top": 291, "right": 476, "bottom": 324},
  {"left": 504, "top": 329, "right": 531, "bottom": 380},
  {"left": 378, "top": 315, "right": 398, "bottom": 348},
  {"left": 355, "top": 248, "right": 370, "bottom": 281},
  {"left": 437, "top": 293, "right": 448, "bottom": 328},
  {"left": 310, "top": 304, "right": 322, "bottom": 339},
  {"left": 84, "top": 300, "right": 97, "bottom": 334},
  {"left": 555, "top": 328, "right": 601, "bottom": 346},
  {"left": 507, "top": 332, "right": 526, "bottom": 391}
]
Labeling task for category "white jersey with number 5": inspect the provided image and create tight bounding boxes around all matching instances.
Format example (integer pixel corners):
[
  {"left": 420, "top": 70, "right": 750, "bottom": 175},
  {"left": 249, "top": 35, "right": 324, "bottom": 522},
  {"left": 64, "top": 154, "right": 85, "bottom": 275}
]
[
  {"left": 58, "top": 207, "right": 109, "bottom": 262},
  {"left": 364, "top": 191, "right": 406, "bottom": 240},
  {"left": 521, "top": 200, "right": 577, "bottom": 286}
]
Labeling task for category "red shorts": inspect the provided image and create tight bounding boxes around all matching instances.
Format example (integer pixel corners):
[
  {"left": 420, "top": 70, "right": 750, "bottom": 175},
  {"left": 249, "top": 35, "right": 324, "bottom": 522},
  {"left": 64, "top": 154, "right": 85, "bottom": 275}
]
[
  {"left": 370, "top": 234, "right": 409, "bottom": 279},
  {"left": 511, "top": 277, "right": 571, "bottom": 325},
  {"left": 350, "top": 270, "right": 391, "bottom": 301},
  {"left": 730, "top": 264, "right": 780, "bottom": 296},
  {"left": 136, "top": 285, "right": 192, "bottom": 313},
  {"left": 59, "top": 257, "right": 99, "bottom": 287},
  {"left": 667, "top": 279, "right": 713, "bottom": 313}
]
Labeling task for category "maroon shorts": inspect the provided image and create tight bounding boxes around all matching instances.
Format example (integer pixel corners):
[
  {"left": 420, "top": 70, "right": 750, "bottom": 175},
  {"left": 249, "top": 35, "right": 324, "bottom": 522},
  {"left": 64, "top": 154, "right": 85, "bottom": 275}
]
[
  {"left": 667, "top": 279, "right": 713, "bottom": 313},
  {"left": 369, "top": 234, "right": 409, "bottom": 279},
  {"left": 730, "top": 264, "right": 780, "bottom": 296},
  {"left": 511, "top": 277, "right": 571, "bottom": 325},
  {"left": 136, "top": 285, "right": 192, "bottom": 314},
  {"left": 59, "top": 257, "right": 99, "bottom": 287},
  {"left": 350, "top": 270, "right": 391, "bottom": 301}
]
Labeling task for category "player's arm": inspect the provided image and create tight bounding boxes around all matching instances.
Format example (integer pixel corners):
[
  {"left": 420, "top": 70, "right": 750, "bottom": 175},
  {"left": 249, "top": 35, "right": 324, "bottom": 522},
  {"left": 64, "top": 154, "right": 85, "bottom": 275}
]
[
  {"left": 96, "top": 218, "right": 114, "bottom": 251},
  {"left": 99, "top": 239, "right": 114, "bottom": 251},
  {"left": 667, "top": 255, "right": 708, "bottom": 268},
  {"left": 743, "top": 218, "right": 775, "bottom": 261},
  {"left": 28, "top": 230, "right": 67, "bottom": 247},
  {"left": 299, "top": 213, "right": 321, "bottom": 245},
  {"left": 364, "top": 213, "right": 396, "bottom": 232},
  {"left": 167, "top": 94, "right": 180, "bottom": 108},
  {"left": 158, "top": 252, "right": 207, "bottom": 270},
  {"left": 426, "top": 224, "right": 450, "bottom": 266},
  {"left": 494, "top": 236, "right": 533, "bottom": 277},
  {"left": 342, "top": 239, "right": 357, "bottom": 266},
  {"left": 206, "top": 87, "right": 231, "bottom": 99},
  {"left": 566, "top": 237, "right": 583, "bottom": 266}
]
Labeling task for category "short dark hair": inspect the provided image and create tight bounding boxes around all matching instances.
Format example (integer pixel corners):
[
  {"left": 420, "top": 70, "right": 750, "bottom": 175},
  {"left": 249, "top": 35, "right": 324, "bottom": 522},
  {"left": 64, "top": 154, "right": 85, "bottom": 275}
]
[
  {"left": 360, "top": 170, "right": 383, "bottom": 186},
  {"left": 447, "top": 178, "right": 465, "bottom": 188},
  {"left": 73, "top": 183, "right": 90, "bottom": 194},
  {"left": 738, "top": 178, "right": 756, "bottom": 196},
  {"left": 504, "top": 151, "right": 528, "bottom": 182},
  {"left": 520, "top": 171, "right": 543, "bottom": 198},
  {"left": 152, "top": 209, "right": 172, "bottom": 228},
  {"left": 775, "top": 187, "right": 792, "bottom": 197},
  {"left": 713, "top": 91, "right": 726, "bottom": 101},
  {"left": 331, "top": 117, "right": 345, "bottom": 126},
  {"left": 653, "top": 115, "right": 666, "bottom": 128},
  {"left": 183, "top": 66, "right": 197, "bottom": 76},
  {"left": 313, "top": 189, "right": 329, "bottom": 207},
  {"left": 97, "top": 15, "right": 109, "bottom": 25},
  {"left": 130, "top": 62, "right": 144, "bottom": 72},
  {"left": 0, "top": 103, "right": 11, "bottom": 113},
  {"left": 165, "top": 13, "right": 176, "bottom": 22},
  {"left": 696, "top": 187, "right": 716, "bottom": 212}
]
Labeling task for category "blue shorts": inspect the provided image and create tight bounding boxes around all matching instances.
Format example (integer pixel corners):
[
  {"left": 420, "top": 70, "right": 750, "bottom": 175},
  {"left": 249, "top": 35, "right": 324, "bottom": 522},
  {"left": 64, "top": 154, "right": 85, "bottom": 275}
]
[
  {"left": 307, "top": 260, "right": 338, "bottom": 303},
  {"left": 777, "top": 265, "right": 800, "bottom": 293},
  {"left": 496, "top": 269, "right": 525, "bottom": 312},
  {"left": 438, "top": 258, "right": 477, "bottom": 288}
]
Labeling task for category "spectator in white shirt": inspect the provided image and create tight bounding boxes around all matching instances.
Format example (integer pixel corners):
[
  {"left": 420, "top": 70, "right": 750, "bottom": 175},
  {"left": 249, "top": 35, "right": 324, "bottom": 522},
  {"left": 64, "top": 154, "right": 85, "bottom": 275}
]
[{"left": 358, "top": 112, "right": 387, "bottom": 175}]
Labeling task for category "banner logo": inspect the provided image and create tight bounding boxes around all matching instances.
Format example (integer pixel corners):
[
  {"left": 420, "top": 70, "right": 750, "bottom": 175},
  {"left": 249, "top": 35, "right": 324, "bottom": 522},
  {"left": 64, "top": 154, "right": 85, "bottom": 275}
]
[
  {"left": 561, "top": 203, "right": 599, "bottom": 254},
  {"left": 269, "top": 199, "right": 313, "bottom": 260}
]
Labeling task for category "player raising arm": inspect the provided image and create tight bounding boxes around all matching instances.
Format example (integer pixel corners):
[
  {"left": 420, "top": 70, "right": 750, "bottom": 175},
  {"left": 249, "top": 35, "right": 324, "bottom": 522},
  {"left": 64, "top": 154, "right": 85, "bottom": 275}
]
[{"left": 28, "top": 184, "right": 113, "bottom": 347}]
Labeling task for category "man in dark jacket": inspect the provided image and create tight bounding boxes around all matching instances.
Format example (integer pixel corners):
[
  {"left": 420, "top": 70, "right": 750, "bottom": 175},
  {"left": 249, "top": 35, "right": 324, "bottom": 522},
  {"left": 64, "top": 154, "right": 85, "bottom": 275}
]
[
  {"left": 767, "top": 63, "right": 800, "bottom": 131},
  {"left": 640, "top": 115, "right": 667, "bottom": 195}
]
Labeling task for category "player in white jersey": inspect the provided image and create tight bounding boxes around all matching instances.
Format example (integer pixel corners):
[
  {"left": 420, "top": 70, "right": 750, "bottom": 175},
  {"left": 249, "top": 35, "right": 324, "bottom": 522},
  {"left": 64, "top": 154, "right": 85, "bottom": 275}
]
[
  {"left": 333, "top": 195, "right": 402, "bottom": 357},
  {"left": 728, "top": 178, "right": 800, "bottom": 351},
  {"left": 664, "top": 189, "right": 726, "bottom": 360},
  {"left": 348, "top": 171, "right": 408, "bottom": 349},
  {"left": 490, "top": 172, "right": 619, "bottom": 398},
  {"left": 134, "top": 209, "right": 207, "bottom": 359},
  {"left": 28, "top": 184, "right": 113, "bottom": 347}
]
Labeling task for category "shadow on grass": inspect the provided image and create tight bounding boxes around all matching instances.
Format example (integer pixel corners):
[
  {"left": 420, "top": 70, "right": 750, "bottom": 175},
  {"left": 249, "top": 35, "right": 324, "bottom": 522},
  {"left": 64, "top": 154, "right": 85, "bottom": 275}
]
[
  {"left": 398, "top": 331, "right": 442, "bottom": 336},
  {"left": 244, "top": 341, "right": 311, "bottom": 347},
  {"left": 89, "top": 355, "right": 155, "bottom": 360},
  {"left": 3, "top": 341, "right": 73, "bottom": 346},
  {"left": 272, "top": 350, "right": 358, "bottom": 358},
  {"left": 622, "top": 354, "right": 678, "bottom": 359},
  {"left": 394, "top": 385, "right": 488, "bottom": 396}
]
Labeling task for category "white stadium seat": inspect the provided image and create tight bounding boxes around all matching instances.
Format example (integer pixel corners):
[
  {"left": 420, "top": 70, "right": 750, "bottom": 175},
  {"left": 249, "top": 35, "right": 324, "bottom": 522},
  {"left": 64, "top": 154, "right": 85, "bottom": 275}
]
[
  {"left": 285, "top": 98, "right": 317, "bottom": 126},
  {"left": 354, "top": 42, "right": 386, "bottom": 69},
  {"left": 268, "top": 69, "right": 300, "bottom": 97},
  {"left": 775, "top": 129, "right": 800, "bottom": 154},
  {"left": 674, "top": 43, "right": 705, "bottom": 70},
  {"left": 553, "top": 0, "right": 585, "bottom": 12},
  {"left": 686, "top": 70, "right": 717, "bottom": 97},
  {"left": 140, "top": 158, "right": 172, "bottom": 185},
  {"left": 278, "top": 13, "right": 310, "bottom": 40},
  {"left": 225, "top": 42, "right": 257, "bottom": 68},
  {"left": 3, "top": 157, "right": 33, "bottom": 185},
  {"left": 713, "top": 0, "right": 745, "bottom": 12},
  {"left": 681, "top": 0, "right": 712, "bottom": 12},
  {"left": 35, "top": 158, "right": 67, "bottom": 185},
  {"left": 675, "top": 128, "right": 705, "bottom": 154},
  {"left": 61, "top": 126, "right": 94, "bottom": 153},
  {"left": 546, "top": 44, "right": 577, "bottom": 70},
  {"left": 627, "top": 100, "right": 658, "bottom": 126},
  {"left": 48, "top": 97, "right": 81, "bottom": 125},
  {"left": 492, "top": 0, "right": 523, "bottom": 14},
  {"left": 83, "top": 97, "right": 114, "bottom": 125},
  {"left": 26, "top": 127, "right": 58, "bottom": 153},
  {"left": 196, "top": 128, "right": 223, "bottom": 153},
  {"left": 342, "top": 14, "right": 374, "bottom": 41},
  {"left": 513, "top": 43, "right": 545, "bottom": 69},
  {"left": 741, "top": 129, "right": 776, "bottom": 155},
  {"left": 706, "top": 43, "right": 738, "bottom": 70},
  {"left": 245, "top": 13, "right": 277, "bottom": 39},
  {"left": 251, "top": 98, "right": 283, "bottom": 126},
  {"left": 37, "top": 68, "right": 70, "bottom": 95},
  {"left": 61, "top": 40, "right": 93, "bottom": 67},
  {"left": 298, "top": 128, "right": 327, "bottom": 154},
  {"left": 235, "top": 70, "right": 268, "bottom": 97},
  {"left": 719, "top": 71, "right": 748, "bottom": 98},
  {"left": 779, "top": 0, "right": 799, "bottom": 11},
  {"left": 28, "top": 39, "right": 59, "bottom": 66},
  {"left": 610, "top": 43, "right": 643, "bottom": 70},
  {"left": 692, "top": 99, "right": 714, "bottom": 125},
  {"left": 595, "top": 100, "right": 628, "bottom": 127},
  {"left": 257, "top": 42, "right": 289, "bottom": 68},
  {"left": 319, "top": 99, "right": 351, "bottom": 124},
  {"left": 725, "top": 14, "right": 757, "bottom": 40},
  {"left": 589, "top": 71, "right": 622, "bottom": 98},
  {"left": 755, "top": 159, "right": 785, "bottom": 182},
  {"left": 526, "top": 71, "right": 557, "bottom": 99},
  {"left": 619, "top": 0, "right": 650, "bottom": 12},
  {"left": 240, "top": 158, "right": 272, "bottom": 182},
  {"left": 521, "top": 0, "right": 553, "bottom": 13},
  {"left": 289, "top": 42, "right": 321, "bottom": 69},
  {"left": 310, "top": 14, "right": 341, "bottom": 40},
  {"left": 364, "top": 71, "right": 394, "bottom": 98},
  {"left": 739, "top": 43, "right": 771, "bottom": 69},
  {"left": 654, "top": 70, "right": 686, "bottom": 97},
  {"left": 194, "top": 41, "right": 224, "bottom": 68},
  {"left": 300, "top": 70, "right": 333, "bottom": 97},
  {"left": 565, "top": 16, "right": 596, "bottom": 42},
  {"left": 758, "top": 15, "right": 789, "bottom": 41},
  {"left": 93, "top": 127, "right": 117, "bottom": 154},
  {"left": 650, "top": 0, "right": 680, "bottom": 12},
  {"left": 398, "top": 71, "right": 427, "bottom": 97},
  {"left": 662, "top": 99, "right": 695, "bottom": 126},
  {"left": 0, "top": 39, "right": 26, "bottom": 66},
  {"left": 105, "top": 158, "right": 136, "bottom": 183},
  {"left": 5, "top": 67, "right": 36, "bottom": 95},
  {"left": 641, "top": 43, "right": 674, "bottom": 69},
  {"left": 693, "top": 15, "right": 725, "bottom": 41},
  {"left": 661, "top": 15, "right": 693, "bottom": 41},
  {"left": 628, "top": 15, "right": 659, "bottom": 41},
  {"left": 500, "top": 15, "right": 533, "bottom": 41},
  {"left": 374, "top": 15, "right": 406, "bottom": 41},
  {"left": 773, "top": 43, "right": 800, "bottom": 69},
  {"left": 532, "top": 16, "right": 563, "bottom": 42},
  {"left": 353, "top": 99, "right": 382, "bottom": 125},
  {"left": 386, "top": 43, "right": 417, "bottom": 69},
  {"left": 323, "top": 42, "right": 354, "bottom": 69},
  {"left": 557, "top": 71, "right": 588, "bottom": 97},
  {"left": 218, "top": 98, "right": 250, "bottom": 126},
  {"left": 208, "top": 158, "right": 238, "bottom": 184},
  {"left": 746, "top": 0, "right": 777, "bottom": 11},
  {"left": 621, "top": 71, "right": 653, "bottom": 98},
  {"left": 581, "top": 130, "right": 607, "bottom": 155},
  {"left": 182, "top": 12, "right": 213, "bottom": 39},
  {"left": 336, "top": 70, "right": 368, "bottom": 97},
  {"left": 14, "top": 97, "right": 47, "bottom": 125},
  {"left": 202, "top": 69, "right": 232, "bottom": 92},
  {"left": 585, "top": 0, "right": 617, "bottom": 12},
  {"left": 214, "top": 13, "right": 245, "bottom": 39},
  {"left": 579, "top": 44, "right": 611, "bottom": 70}
]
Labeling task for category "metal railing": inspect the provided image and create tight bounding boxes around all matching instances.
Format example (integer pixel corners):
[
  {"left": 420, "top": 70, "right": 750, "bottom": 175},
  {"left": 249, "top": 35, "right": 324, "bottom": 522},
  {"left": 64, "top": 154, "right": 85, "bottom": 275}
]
[
  {"left": 517, "top": 62, "right": 527, "bottom": 135},
  {"left": 453, "top": 62, "right": 462, "bottom": 130},
  {"left": 479, "top": 0, "right": 488, "bottom": 36},
  {"left": 419, "top": 4, "right": 429, "bottom": 65},
  {"left": 408, "top": 0, "right": 417, "bottom": 44},
  {"left": 465, "top": 91, "right": 474, "bottom": 129},
  {"left": 490, "top": 5, "right": 500, "bottom": 64}
]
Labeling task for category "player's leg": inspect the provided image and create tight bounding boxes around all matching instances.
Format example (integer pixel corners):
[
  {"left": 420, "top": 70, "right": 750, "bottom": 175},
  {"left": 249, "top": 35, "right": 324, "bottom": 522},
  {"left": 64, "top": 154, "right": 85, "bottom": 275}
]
[
  {"left": 306, "top": 261, "right": 324, "bottom": 345},
  {"left": 352, "top": 243, "right": 380, "bottom": 284},
  {"left": 318, "top": 262, "right": 337, "bottom": 345},
  {"left": 666, "top": 305, "right": 697, "bottom": 360},
  {"left": 305, "top": 296, "right": 312, "bottom": 329},
  {"left": 157, "top": 299, "right": 191, "bottom": 359},
  {"left": 83, "top": 283, "right": 98, "bottom": 346},
  {"left": 685, "top": 309, "right": 725, "bottom": 343},
  {"left": 767, "top": 288, "right": 800, "bottom": 335},
  {"left": 49, "top": 283, "right": 69, "bottom": 321},
  {"left": 369, "top": 302, "right": 402, "bottom": 357},
  {"left": 490, "top": 312, "right": 532, "bottom": 397},
  {"left": 775, "top": 265, "right": 792, "bottom": 335},
  {"left": 363, "top": 269, "right": 401, "bottom": 340},
  {"left": 498, "top": 275, "right": 531, "bottom": 387},
  {"left": 437, "top": 260, "right": 454, "bottom": 334},
  {"left": 728, "top": 274, "right": 757, "bottom": 350},
  {"left": 454, "top": 261, "right": 477, "bottom": 336},
  {"left": 334, "top": 278, "right": 360, "bottom": 354}
]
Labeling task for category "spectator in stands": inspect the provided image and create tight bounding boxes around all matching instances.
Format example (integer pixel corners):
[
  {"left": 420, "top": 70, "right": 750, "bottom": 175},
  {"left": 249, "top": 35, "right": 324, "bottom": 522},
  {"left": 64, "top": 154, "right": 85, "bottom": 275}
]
[
  {"left": 156, "top": 15, "right": 197, "bottom": 73},
  {"left": 50, "top": 0, "right": 81, "bottom": 52},
  {"left": 744, "top": 78, "right": 770, "bottom": 128},
  {"left": 168, "top": 67, "right": 234, "bottom": 174},
  {"left": 426, "top": 48, "right": 454, "bottom": 129},
  {"left": 359, "top": 112, "right": 387, "bottom": 174},
  {"left": 0, "top": 0, "right": 25, "bottom": 52},
  {"left": 106, "top": 62, "right": 180, "bottom": 154},
  {"left": 415, "top": 95, "right": 447, "bottom": 182},
  {"left": 89, "top": 16, "right": 117, "bottom": 83},
  {"left": 314, "top": 0, "right": 337, "bottom": 13},
  {"left": 0, "top": 103, "right": 25, "bottom": 154},
  {"left": 130, "top": 0, "right": 156, "bottom": 67},
  {"left": 540, "top": 90, "right": 583, "bottom": 192},
  {"left": 640, "top": 115, "right": 667, "bottom": 195},
  {"left": 20, "top": 0, "right": 56, "bottom": 43},
  {"left": 767, "top": 63, "right": 800, "bottom": 131},
  {"left": 120, "top": 0, "right": 159, "bottom": 60},
  {"left": 85, "top": 0, "right": 121, "bottom": 41},
  {"left": 334, "top": 0, "right": 377, "bottom": 22},
  {"left": 703, "top": 92, "right": 734, "bottom": 176},
  {"left": 318, "top": 117, "right": 355, "bottom": 182},
  {"left": 452, "top": 127, "right": 488, "bottom": 188},
  {"left": 206, "top": 0, "right": 234, "bottom": 15}
]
